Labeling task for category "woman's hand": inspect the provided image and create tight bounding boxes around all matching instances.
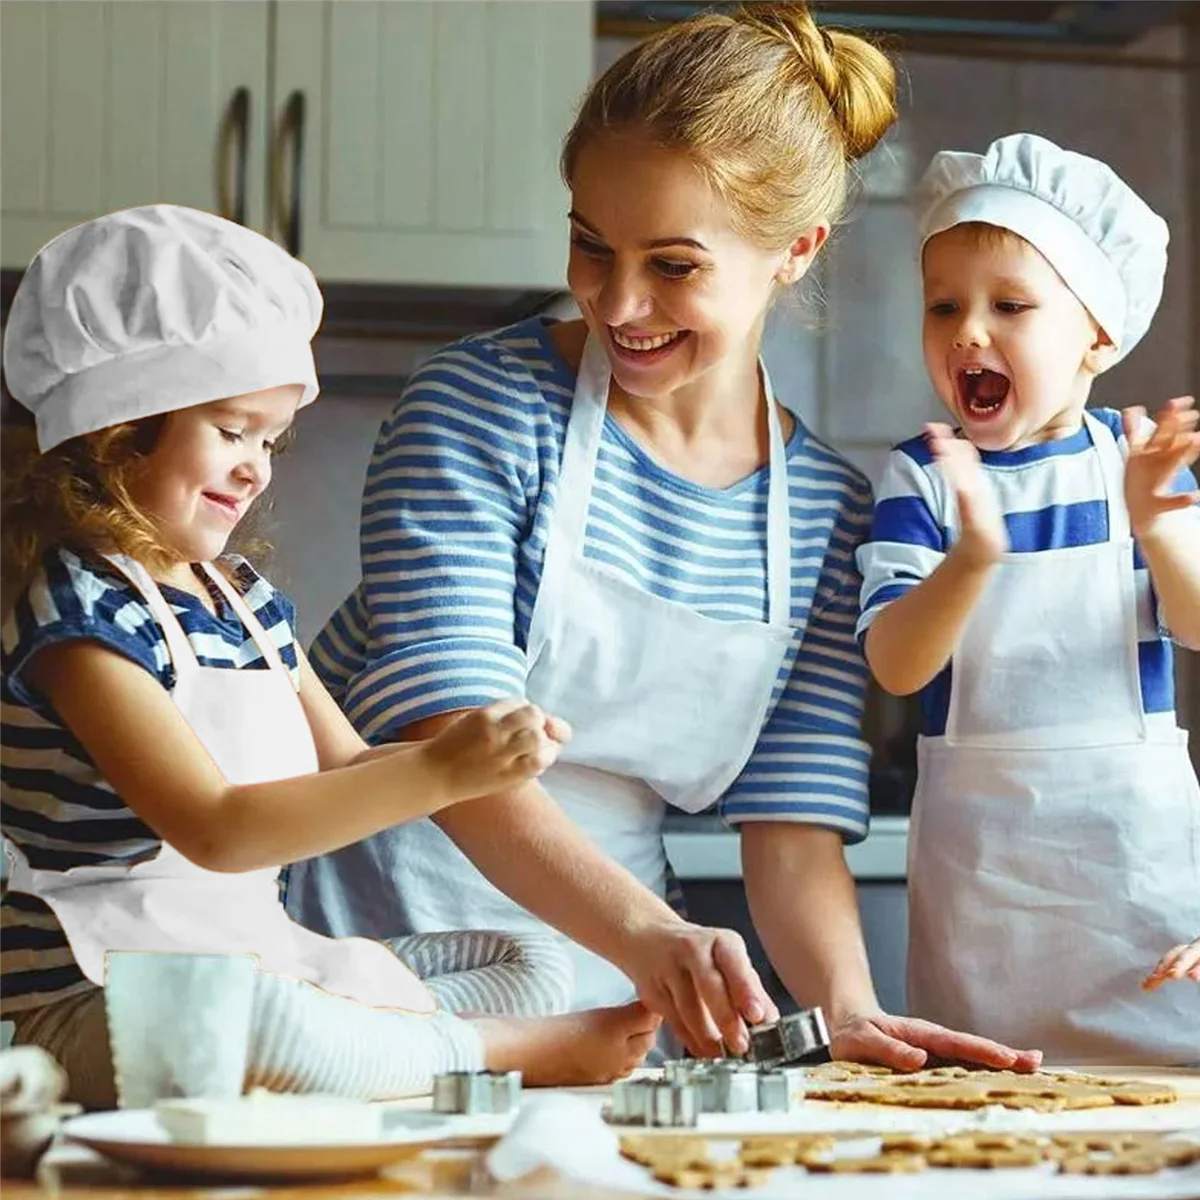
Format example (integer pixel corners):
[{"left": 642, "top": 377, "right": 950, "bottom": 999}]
[
  {"left": 621, "top": 919, "right": 779, "bottom": 1057},
  {"left": 1142, "top": 937, "right": 1200, "bottom": 991},
  {"left": 830, "top": 1010, "right": 1043, "bottom": 1073},
  {"left": 422, "top": 700, "right": 571, "bottom": 802}
]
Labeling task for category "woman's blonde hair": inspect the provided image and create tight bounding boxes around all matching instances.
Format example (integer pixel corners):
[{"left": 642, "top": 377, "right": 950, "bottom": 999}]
[
  {"left": 1, "top": 404, "right": 269, "bottom": 610},
  {"left": 562, "top": 2, "right": 897, "bottom": 250}
]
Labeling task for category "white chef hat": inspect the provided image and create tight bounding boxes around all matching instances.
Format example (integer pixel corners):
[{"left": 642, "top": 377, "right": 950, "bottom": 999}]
[
  {"left": 3, "top": 205, "right": 323, "bottom": 451},
  {"left": 915, "top": 133, "right": 1168, "bottom": 363}
]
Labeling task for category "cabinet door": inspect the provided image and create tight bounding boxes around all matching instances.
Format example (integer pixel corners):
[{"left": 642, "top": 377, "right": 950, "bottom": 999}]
[
  {"left": 1, "top": 1, "right": 269, "bottom": 269},
  {"left": 271, "top": 1, "right": 593, "bottom": 287}
]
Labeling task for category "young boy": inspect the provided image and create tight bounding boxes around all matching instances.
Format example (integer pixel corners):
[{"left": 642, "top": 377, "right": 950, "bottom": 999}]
[{"left": 857, "top": 133, "right": 1200, "bottom": 1065}]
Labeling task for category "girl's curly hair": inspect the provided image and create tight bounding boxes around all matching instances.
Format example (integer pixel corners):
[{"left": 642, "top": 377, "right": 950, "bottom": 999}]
[{"left": 1, "top": 401, "right": 270, "bottom": 612}]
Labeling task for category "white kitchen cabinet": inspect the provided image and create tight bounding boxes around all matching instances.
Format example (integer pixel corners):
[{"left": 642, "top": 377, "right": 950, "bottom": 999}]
[
  {"left": 0, "top": 1, "right": 270, "bottom": 269},
  {"left": 270, "top": 0, "right": 593, "bottom": 287},
  {"left": 2, "top": 0, "right": 593, "bottom": 287}
]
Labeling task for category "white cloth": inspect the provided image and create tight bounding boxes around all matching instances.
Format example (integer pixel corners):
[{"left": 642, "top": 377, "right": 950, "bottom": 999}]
[
  {"left": 916, "top": 133, "right": 1168, "bottom": 362},
  {"left": 288, "top": 334, "right": 795, "bottom": 1010},
  {"left": 3, "top": 205, "right": 322, "bottom": 450},
  {"left": 907, "top": 413, "right": 1200, "bottom": 1064},
  {"left": 5, "top": 556, "right": 434, "bottom": 1015}
]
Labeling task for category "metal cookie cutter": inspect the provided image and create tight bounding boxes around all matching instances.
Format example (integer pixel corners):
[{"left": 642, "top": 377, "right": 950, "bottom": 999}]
[
  {"left": 432, "top": 1070, "right": 522, "bottom": 1115},
  {"left": 605, "top": 1078, "right": 698, "bottom": 1127},
  {"left": 662, "top": 1058, "right": 711, "bottom": 1086},
  {"left": 749, "top": 1007, "right": 831, "bottom": 1069},
  {"left": 757, "top": 1066, "right": 804, "bottom": 1113},
  {"left": 699, "top": 1063, "right": 758, "bottom": 1114},
  {"left": 646, "top": 1080, "right": 699, "bottom": 1127},
  {"left": 606, "top": 1078, "right": 652, "bottom": 1124}
]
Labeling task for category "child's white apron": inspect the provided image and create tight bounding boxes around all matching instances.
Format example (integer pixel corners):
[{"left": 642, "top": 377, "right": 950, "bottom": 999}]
[
  {"left": 907, "top": 412, "right": 1200, "bottom": 1063},
  {"left": 6, "top": 555, "right": 435, "bottom": 1014}
]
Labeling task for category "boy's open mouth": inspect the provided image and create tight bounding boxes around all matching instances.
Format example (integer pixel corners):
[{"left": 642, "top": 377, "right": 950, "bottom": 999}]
[{"left": 957, "top": 366, "right": 1010, "bottom": 419}]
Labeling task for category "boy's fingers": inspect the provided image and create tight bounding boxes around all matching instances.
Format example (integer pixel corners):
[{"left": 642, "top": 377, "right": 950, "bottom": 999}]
[
  {"left": 1123, "top": 405, "right": 1147, "bottom": 449},
  {"left": 1151, "top": 492, "right": 1199, "bottom": 515},
  {"left": 1171, "top": 943, "right": 1200, "bottom": 976}
]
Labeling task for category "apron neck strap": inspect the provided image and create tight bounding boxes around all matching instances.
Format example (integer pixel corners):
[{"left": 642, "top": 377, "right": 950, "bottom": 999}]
[
  {"left": 198, "top": 563, "right": 289, "bottom": 676},
  {"left": 100, "top": 555, "right": 289, "bottom": 682},
  {"left": 762, "top": 368, "right": 790, "bottom": 624},
  {"left": 1082, "top": 411, "right": 1131, "bottom": 542},
  {"left": 101, "top": 554, "right": 197, "bottom": 675}
]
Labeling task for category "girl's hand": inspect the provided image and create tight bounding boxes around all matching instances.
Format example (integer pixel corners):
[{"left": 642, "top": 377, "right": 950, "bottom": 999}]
[
  {"left": 1123, "top": 397, "right": 1200, "bottom": 541},
  {"left": 926, "top": 423, "right": 1008, "bottom": 567},
  {"left": 423, "top": 700, "right": 570, "bottom": 802},
  {"left": 1142, "top": 937, "right": 1200, "bottom": 991}
]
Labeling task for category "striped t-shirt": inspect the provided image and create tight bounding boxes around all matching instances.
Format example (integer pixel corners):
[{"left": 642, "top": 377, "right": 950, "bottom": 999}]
[
  {"left": 856, "top": 409, "right": 1199, "bottom": 737},
  {"left": 1, "top": 547, "right": 301, "bottom": 1014},
  {"left": 312, "top": 317, "right": 875, "bottom": 837}
]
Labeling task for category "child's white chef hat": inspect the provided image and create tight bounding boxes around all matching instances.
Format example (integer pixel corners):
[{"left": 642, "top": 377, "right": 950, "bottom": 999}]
[
  {"left": 915, "top": 132, "right": 1168, "bottom": 363},
  {"left": 3, "top": 205, "right": 323, "bottom": 451}
]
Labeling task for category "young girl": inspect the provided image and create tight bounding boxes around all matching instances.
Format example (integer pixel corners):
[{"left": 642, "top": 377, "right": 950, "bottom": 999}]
[{"left": 0, "top": 204, "right": 659, "bottom": 1108}]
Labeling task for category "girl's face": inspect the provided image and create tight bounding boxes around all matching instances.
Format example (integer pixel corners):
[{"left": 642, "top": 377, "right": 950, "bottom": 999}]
[
  {"left": 128, "top": 385, "right": 302, "bottom": 564},
  {"left": 566, "top": 132, "right": 825, "bottom": 402}
]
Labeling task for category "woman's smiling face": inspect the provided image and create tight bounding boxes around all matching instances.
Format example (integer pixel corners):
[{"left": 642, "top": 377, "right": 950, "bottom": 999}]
[{"left": 566, "top": 131, "right": 821, "bottom": 402}]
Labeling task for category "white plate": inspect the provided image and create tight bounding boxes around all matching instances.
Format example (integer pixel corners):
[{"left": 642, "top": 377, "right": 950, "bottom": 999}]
[{"left": 61, "top": 1106, "right": 512, "bottom": 1181}]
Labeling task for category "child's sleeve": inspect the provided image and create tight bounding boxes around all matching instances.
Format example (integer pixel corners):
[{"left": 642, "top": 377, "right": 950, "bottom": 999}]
[
  {"left": 2, "top": 549, "right": 166, "bottom": 713},
  {"left": 854, "top": 441, "right": 948, "bottom": 645}
]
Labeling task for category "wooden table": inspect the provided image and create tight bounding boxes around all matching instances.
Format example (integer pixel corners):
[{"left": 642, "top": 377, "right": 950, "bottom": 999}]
[
  {"left": 8, "top": 1069, "right": 1199, "bottom": 1199},
  {"left": 2, "top": 1149, "right": 645, "bottom": 1199}
]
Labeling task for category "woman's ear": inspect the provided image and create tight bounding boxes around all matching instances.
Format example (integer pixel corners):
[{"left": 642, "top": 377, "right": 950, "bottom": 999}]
[
  {"left": 1084, "top": 327, "right": 1119, "bottom": 377},
  {"left": 776, "top": 223, "right": 830, "bottom": 286}
]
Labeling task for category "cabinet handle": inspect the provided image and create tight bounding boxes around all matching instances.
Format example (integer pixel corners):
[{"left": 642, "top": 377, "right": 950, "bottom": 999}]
[
  {"left": 273, "top": 90, "right": 306, "bottom": 257},
  {"left": 217, "top": 86, "right": 250, "bottom": 225}
]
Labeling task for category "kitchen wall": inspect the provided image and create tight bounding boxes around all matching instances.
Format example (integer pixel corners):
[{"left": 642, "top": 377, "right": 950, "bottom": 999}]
[{"left": 271, "top": 26, "right": 1198, "bottom": 770}]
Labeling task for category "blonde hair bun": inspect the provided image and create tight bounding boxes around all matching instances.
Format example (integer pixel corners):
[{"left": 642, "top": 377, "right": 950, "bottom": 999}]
[
  {"left": 735, "top": 2, "right": 896, "bottom": 161},
  {"left": 562, "top": 2, "right": 897, "bottom": 249}
]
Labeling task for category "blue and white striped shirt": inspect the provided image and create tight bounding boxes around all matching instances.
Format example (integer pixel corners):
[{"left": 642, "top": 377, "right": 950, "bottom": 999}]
[
  {"left": 856, "top": 409, "right": 1198, "bottom": 737},
  {"left": 1, "top": 547, "right": 300, "bottom": 1014},
  {"left": 312, "top": 318, "right": 875, "bottom": 838}
]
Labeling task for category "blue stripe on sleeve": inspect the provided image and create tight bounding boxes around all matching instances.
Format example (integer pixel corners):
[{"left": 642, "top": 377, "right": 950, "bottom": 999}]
[{"left": 871, "top": 496, "right": 945, "bottom": 552}]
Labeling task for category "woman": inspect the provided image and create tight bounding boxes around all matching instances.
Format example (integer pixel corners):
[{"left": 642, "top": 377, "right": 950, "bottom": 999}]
[{"left": 288, "top": 2, "right": 1039, "bottom": 1071}]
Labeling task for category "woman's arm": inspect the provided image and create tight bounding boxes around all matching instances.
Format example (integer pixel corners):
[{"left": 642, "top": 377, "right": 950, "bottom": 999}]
[
  {"left": 741, "top": 824, "right": 1040, "bottom": 1070},
  {"left": 403, "top": 709, "right": 775, "bottom": 1057},
  {"left": 26, "top": 640, "right": 556, "bottom": 873}
]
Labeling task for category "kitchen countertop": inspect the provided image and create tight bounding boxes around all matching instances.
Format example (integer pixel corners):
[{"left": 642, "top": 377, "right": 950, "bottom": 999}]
[
  {"left": 663, "top": 814, "right": 909, "bottom": 882},
  {"left": 12, "top": 1068, "right": 1200, "bottom": 1199}
]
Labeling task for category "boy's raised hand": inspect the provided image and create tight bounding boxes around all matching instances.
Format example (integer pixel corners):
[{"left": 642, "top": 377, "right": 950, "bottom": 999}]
[
  {"left": 926, "top": 422, "right": 1008, "bottom": 565},
  {"left": 1142, "top": 936, "right": 1200, "bottom": 991},
  {"left": 1123, "top": 396, "right": 1200, "bottom": 540}
]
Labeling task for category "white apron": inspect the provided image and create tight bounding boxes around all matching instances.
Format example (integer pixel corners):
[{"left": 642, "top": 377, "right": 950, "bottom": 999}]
[
  {"left": 6, "top": 555, "right": 435, "bottom": 1014},
  {"left": 907, "top": 412, "right": 1200, "bottom": 1064},
  {"left": 287, "top": 334, "right": 796, "bottom": 1009}
]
